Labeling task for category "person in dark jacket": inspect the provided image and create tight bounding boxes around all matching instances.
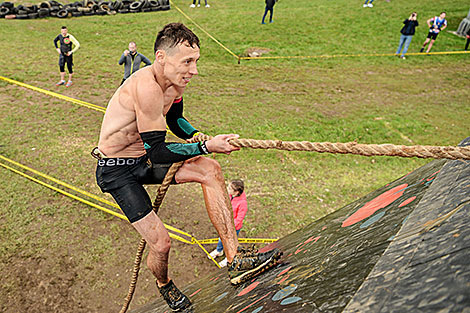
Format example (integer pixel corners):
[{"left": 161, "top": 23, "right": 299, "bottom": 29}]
[
  {"left": 465, "top": 28, "right": 470, "bottom": 51},
  {"left": 262, "top": 0, "right": 276, "bottom": 24},
  {"left": 119, "top": 42, "right": 152, "bottom": 85},
  {"left": 396, "top": 12, "right": 419, "bottom": 59}
]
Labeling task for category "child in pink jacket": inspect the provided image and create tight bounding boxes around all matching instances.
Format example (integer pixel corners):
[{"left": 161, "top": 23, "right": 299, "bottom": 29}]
[{"left": 209, "top": 179, "right": 248, "bottom": 267}]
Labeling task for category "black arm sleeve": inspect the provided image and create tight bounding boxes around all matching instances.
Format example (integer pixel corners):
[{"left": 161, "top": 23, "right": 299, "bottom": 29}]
[
  {"left": 140, "top": 130, "right": 209, "bottom": 164},
  {"left": 53, "top": 35, "right": 60, "bottom": 48},
  {"left": 166, "top": 97, "right": 199, "bottom": 139}
]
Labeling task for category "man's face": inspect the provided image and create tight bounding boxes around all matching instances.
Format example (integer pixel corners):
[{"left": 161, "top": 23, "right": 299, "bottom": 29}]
[
  {"left": 440, "top": 13, "right": 446, "bottom": 19},
  {"left": 129, "top": 43, "right": 137, "bottom": 53},
  {"left": 161, "top": 42, "right": 200, "bottom": 88},
  {"left": 61, "top": 28, "right": 68, "bottom": 36}
]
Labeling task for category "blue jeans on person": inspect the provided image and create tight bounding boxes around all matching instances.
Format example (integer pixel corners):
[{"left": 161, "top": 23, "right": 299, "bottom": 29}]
[
  {"left": 216, "top": 229, "right": 241, "bottom": 252},
  {"left": 396, "top": 34, "right": 413, "bottom": 56},
  {"left": 262, "top": 7, "right": 273, "bottom": 23}
]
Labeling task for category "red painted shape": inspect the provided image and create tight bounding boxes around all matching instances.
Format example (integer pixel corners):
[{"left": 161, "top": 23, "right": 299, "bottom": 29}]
[
  {"left": 189, "top": 288, "right": 201, "bottom": 297},
  {"left": 342, "top": 183, "right": 408, "bottom": 227},
  {"left": 236, "top": 292, "right": 272, "bottom": 313},
  {"left": 277, "top": 266, "right": 292, "bottom": 277},
  {"left": 209, "top": 273, "right": 222, "bottom": 281},
  {"left": 295, "top": 235, "right": 321, "bottom": 254},
  {"left": 237, "top": 281, "right": 260, "bottom": 297},
  {"left": 398, "top": 196, "right": 416, "bottom": 208},
  {"left": 305, "top": 235, "right": 321, "bottom": 244},
  {"left": 277, "top": 275, "right": 289, "bottom": 285},
  {"left": 258, "top": 243, "right": 279, "bottom": 253}
]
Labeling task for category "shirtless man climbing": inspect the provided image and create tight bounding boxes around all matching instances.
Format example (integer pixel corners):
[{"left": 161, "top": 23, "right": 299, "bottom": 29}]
[{"left": 94, "top": 23, "right": 282, "bottom": 312}]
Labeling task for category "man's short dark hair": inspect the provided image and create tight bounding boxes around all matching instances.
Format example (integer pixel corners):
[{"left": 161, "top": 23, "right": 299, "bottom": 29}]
[
  {"left": 61, "top": 26, "right": 67, "bottom": 29},
  {"left": 440, "top": 11, "right": 446, "bottom": 15},
  {"left": 154, "top": 23, "right": 200, "bottom": 54}
]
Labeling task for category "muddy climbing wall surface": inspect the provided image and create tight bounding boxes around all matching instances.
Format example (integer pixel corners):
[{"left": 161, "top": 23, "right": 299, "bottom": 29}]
[{"left": 131, "top": 137, "right": 470, "bottom": 313}]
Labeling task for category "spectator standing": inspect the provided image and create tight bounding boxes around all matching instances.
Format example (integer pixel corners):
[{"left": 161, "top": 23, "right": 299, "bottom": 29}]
[
  {"left": 118, "top": 42, "right": 152, "bottom": 85},
  {"left": 190, "top": 0, "right": 209, "bottom": 8},
  {"left": 208, "top": 179, "right": 248, "bottom": 267},
  {"left": 363, "top": 0, "right": 374, "bottom": 8},
  {"left": 54, "top": 26, "right": 80, "bottom": 87},
  {"left": 396, "top": 12, "right": 419, "bottom": 59},
  {"left": 262, "top": 0, "right": 276, "bottom": 24},
  {"left": 420, "top": 12, "right": 447, "bottom": 53}
]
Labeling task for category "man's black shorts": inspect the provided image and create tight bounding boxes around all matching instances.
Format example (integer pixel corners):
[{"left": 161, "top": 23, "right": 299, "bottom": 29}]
[
  {"left": 96, "top": 155, "right": 174, "bottom": 223},
  {"left": 59, "top": 54, "right": 74, "bottom": 73},
  {"left": 427, "top": 31, "right": 439, "bottom": 40}
]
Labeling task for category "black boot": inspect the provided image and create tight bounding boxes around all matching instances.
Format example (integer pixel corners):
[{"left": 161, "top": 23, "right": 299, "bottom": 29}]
[{"left": 158, "top": 280, "right": 192, "bottom": 312}]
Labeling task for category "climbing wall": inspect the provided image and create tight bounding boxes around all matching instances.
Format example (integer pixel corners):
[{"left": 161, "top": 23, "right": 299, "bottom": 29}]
[{"left": 130, "top": 137, "right": 470, "bottom": 313}]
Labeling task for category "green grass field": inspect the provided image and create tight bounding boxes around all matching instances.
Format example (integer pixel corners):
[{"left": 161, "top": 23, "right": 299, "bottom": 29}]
[{"left": 0, "top": 0, "right": 469, "bottom": 311}]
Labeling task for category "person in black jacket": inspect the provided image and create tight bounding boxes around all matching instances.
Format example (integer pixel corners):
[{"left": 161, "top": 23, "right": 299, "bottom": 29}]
[
  {"left": 262, "top": 0, "right": 276, "bottom": 24},
  {"left": 396, "top": 12, "right": 419, "bottom": 59},
  {"left": 465, "top": 28, "right": 470, "bottom": 51}
]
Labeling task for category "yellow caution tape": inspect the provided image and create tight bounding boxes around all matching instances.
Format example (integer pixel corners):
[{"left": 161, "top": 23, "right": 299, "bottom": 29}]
[
  {"left": 0, "top": 157, "right": 127, "bottom": 220},
  {"left": 0, "top": 75, "right": 107, "bottom": 113},
  {"left": 169, "top": 0, "right": 239, "bottom": 59},
  {"left": 0, "top": 76, "right": 186, "bottom": 138},
  {"left": 148, "top": 3, "right": 470, "bottom": 62},
  {"left": 0, "top": 155, "right": 277, "bottom": 267},
  {"left": 197, "top": 237, "right": 278, "bottom": 245},
  {"left": 239, "top": 50, "right": 470, "bottom": 61}
]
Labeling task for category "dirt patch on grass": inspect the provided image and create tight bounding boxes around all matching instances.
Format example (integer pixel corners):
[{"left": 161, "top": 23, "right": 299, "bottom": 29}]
[
  {"left": 1, "top": 256, "right": 79, "bottom": 313},
  {"left": 241, "top": 47, "right": 273, "bottom": 58},
  {"left": 0, "top": 183, "right": 223, "bottom": 313}
]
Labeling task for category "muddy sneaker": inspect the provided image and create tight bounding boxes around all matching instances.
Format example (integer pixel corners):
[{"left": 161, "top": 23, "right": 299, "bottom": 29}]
[
  {"left": 158, "top": 280, "right": 192, "bottom": 312},
  {"left": 228, "top": 247, "right": 283, "bottom": 285}
]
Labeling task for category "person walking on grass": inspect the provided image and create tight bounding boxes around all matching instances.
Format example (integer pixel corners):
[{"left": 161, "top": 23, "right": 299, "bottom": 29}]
[
  {"left": 54, "top": 26, "right": 80, "bottom": 87},
  {"left": 93, "top": 23, "right": 282, "bottom": 312},
  {"left": 209, "top": 179, "right": 248, "bottom": 267},
  {"left": 190, "top": 0, "right": 209, "bottom": 8},
  {"left": 119, "top": 41, "right": 152, "bottom": 86},
  {"left": 396, "top": 12, "right": 419, "bottom": 59},
  {"left": 262, "top": 0, "right": 276, "bottom": 24},
  {"left": 420, "top": 12, "right": 447, "bottom": 53},
  {"left": 363, "top": 0, "right": 374, "bottom": 8}
]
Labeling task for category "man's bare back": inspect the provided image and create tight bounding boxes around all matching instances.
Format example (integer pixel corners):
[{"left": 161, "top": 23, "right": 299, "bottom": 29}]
[{"left": 98, "top": 66, "right": 182, "bottom": 158}]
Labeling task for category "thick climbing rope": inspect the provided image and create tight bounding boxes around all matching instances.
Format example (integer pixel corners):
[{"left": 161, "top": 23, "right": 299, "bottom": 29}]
[
  {"left": 193, "top": 135, "right": 470, "bottom": 160},
  {"left": 119, "top": 161, "right": 184, "bottom": 313},
  {"left": 119, "top": 134, "right": 470, "bottom": 312}
]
